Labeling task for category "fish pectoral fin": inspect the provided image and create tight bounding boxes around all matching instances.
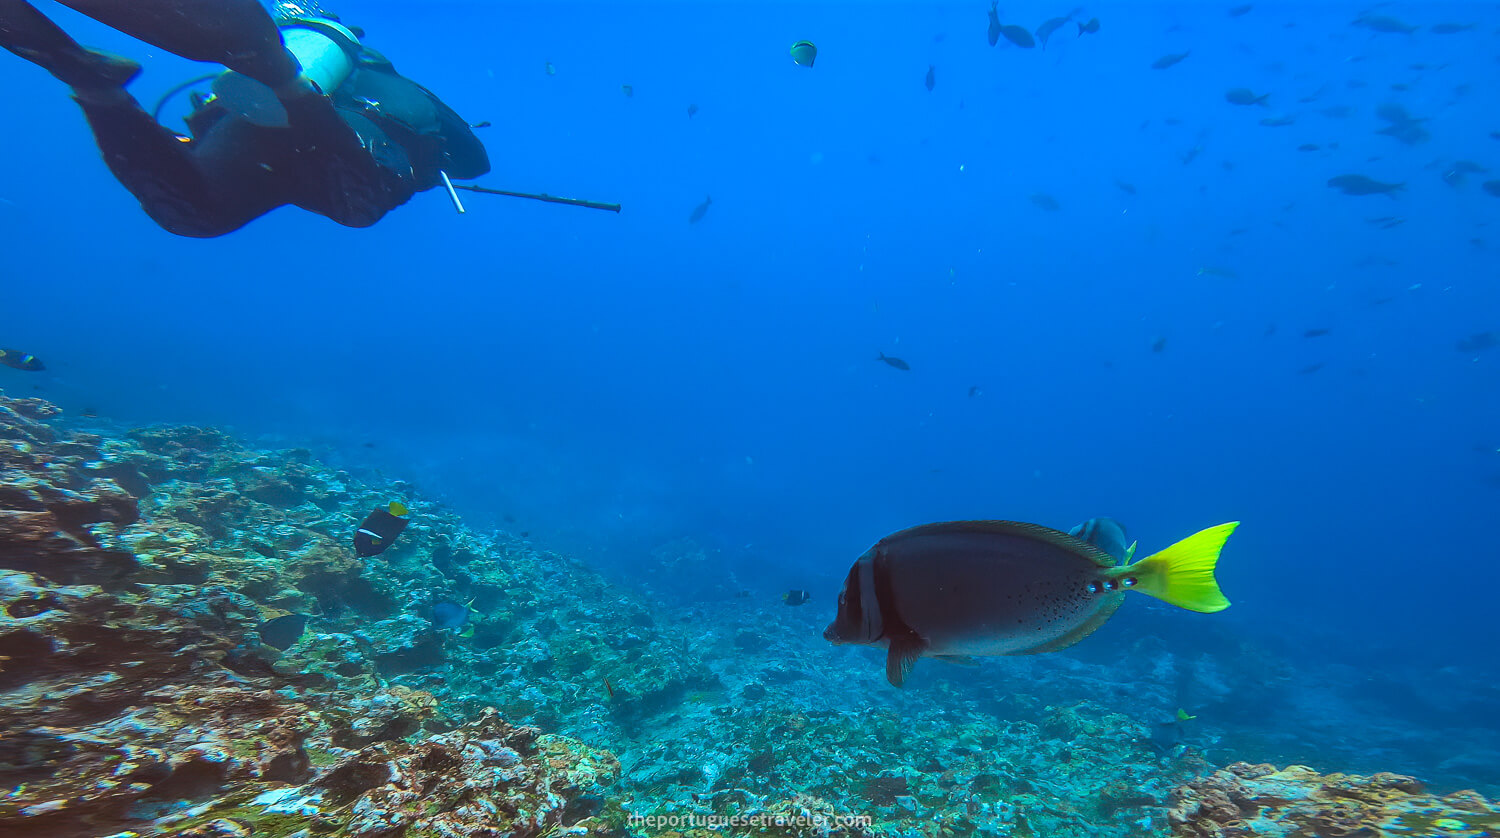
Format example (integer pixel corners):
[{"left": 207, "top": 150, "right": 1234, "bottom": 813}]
[
  {"left": 885, "top": 636, "right": 927, "bottom": 688},
  {"left": 932, "top": 655, "right": 979, "bottom": 667}
]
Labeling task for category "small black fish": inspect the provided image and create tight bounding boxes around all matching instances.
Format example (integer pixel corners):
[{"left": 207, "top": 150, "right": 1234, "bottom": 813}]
[
  {"left": 1376, "top": 121, "right": 1429, "bottom": 145},
  {"left": 925, "top": 65, "right": 935, "bottom": 92},
  {"left": 1151, "top": 336, "right": 1167, "bottom": 353},
  {"left": 999, "top": 23, "right": 1035, "bottom": 48},
  {"left": 1483, "top": 180, "right": 1500, "bottom": 198},
  {"left": 1328, "top": 174, "right": 1403, "bottom": 196},
  {"left": 1115, "top": 179, "right": 1137, "bottom": 195},
  {"left": 1297, "top": 144, "right": 1320, "bottom": 152},
  {"left": 1147, "top": 709, "right": 1198, "bottom": 754},
  {"left": 621, "top": 84, "right": 634, "bottom": 98},
  {"left": 987, "top": 1, "right": 1001, "bottom": 46},
  {"left": 354, "top": 501, "right": 410, "bottom": 558},
  {"left": 968, "top": 386, "right": 981, "bottom": 398},
  {"left": 1429, "top": 22, "right": 1475, "bottom": 34},
  {"left": 432, "top": 600, "right": 472, "bottom": 630},
  {"left": 0, "top": 349, "right": 44, "bottom": 371},
  {"left": 688, "top": 195, "right": 713, "bottom": 224},
  {"left": 1225, "top": 88, "right": 1269, "bottom": 106},
  {"left": 783, "top": 589, "right": 811, "bottom": 606},
  {"left": 877, "top": 352, "right": 910, "bottom": 370},
  {"left": 1151, "top": 51, "right": 1190, "bottom": 70},
  {"left": 687, "top": 103, "right": 699, "bottom": 118},
  {"left": 258, "top": 614, "right": 308, "bottom": 651},
  {"left": 1076, "top": 17, "right": 1100, "bottom": 36},
  {"left": 1228, "top": 4, "right": 1253, "bottom": 16},
  {"left": 1303, "top": 328, "right": 1331, "bottom": 338},
  {"left": 1351, "top": 14, "right": 1418, "bottom": 34},
  {"left": 471, "top": 120, "right": 492, "bottom": 129},
  {"left": 1457, "top": 332, "right": 1500, "bottom": 353},
  {"left": 1375, "top": 103, "right": 1417, "bottom": 124},
  {"left": 1030, "top": 192, "right": 1061, "bottom": 211}
]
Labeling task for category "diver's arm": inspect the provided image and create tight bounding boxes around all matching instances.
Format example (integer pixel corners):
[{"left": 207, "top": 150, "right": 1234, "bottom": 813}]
[{"left": 433, "top": 104, "right": 490, "bottom": 180}]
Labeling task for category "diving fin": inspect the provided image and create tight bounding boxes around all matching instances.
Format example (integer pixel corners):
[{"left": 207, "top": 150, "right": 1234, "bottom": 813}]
[
  {"left": 0, "top": 0, "right": 140, "bottom": 88},
  {"left": 53, "top": 0, "right": 299, "bottom": 87}
]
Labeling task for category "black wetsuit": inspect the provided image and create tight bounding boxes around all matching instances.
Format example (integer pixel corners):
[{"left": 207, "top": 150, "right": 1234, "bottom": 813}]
[
  {"left": 0, "top": 0, "right": 489, "bottom": 237},
  {"left": 79, "top": 45, "right": 489, "bottom": 237}
]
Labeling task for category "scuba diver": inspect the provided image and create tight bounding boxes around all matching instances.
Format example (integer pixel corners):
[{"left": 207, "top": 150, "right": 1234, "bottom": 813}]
[{"left": 0, "top": 0, "right": 489, "bottom": 237}]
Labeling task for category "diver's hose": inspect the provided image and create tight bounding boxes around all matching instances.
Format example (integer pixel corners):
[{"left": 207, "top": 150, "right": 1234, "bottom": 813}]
[{"left": 150, "top": 73, "right": 222, "bottom": 124}]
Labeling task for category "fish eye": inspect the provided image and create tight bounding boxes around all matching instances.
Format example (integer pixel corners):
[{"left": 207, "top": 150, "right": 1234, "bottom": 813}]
[{"left": 1123, "top": 577, "right": 1137, "bottom": 587}]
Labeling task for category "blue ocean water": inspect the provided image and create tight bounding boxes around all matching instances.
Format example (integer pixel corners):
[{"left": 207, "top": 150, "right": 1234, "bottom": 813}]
[{"left": 3, "top": 0, "right": 1498, "bottom": 795}]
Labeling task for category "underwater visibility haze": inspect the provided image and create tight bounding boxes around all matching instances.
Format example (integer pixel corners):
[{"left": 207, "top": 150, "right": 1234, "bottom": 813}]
[{"left": 1, "top": 1, "right": 1499, "bottom": 836}]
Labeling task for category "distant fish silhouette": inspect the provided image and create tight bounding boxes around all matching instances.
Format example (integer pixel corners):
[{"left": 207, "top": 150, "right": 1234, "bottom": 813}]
[
  {"left": 1036, "top": 16, "right": 1071, "bottom": 48},
  {"left": 1457, "top": 331, "right": 1500, "bottom": 352},
  {"left": 1351, "top": 14, "right": 1418, "bottom": 34},
  {"left": 999, "top": 23, "right": 1035, "bottom": 48},
  {"left": 688, "top": 195, "right": 713, "bottom": 224},
  {"left": 877, "top": 352, "right": 910, "bottom": 370},
  {"left": 1151, "top": 51, "right": 1190, "bottom": 70},
  {"left": 258, "top": 614, "right": 308, "bottom": 651},
  {"left": 924, "top": 65, "right": 935, "bottom": 92},
  {"left": 1327, "top": 174, "right": 1403, "bottom": 196},
  {"left": 1225, "top": 88, "right": 1270, "bottom": 106},
  {"left": 1030, "top": 193, "right": 1061, "bottom": 211},
  {"left": 1303, "top": 328, "right": 1331, "bottom": 338}
]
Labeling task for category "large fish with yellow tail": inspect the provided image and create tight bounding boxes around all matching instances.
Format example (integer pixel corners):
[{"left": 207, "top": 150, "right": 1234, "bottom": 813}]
[{"left": 823, "top": 517, "right": 1238, "bottom": 686}]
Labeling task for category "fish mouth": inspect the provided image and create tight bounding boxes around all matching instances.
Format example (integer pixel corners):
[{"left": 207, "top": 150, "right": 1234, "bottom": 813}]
[{"left": 822, "top": 625, "right": 842, "bottom": 643}]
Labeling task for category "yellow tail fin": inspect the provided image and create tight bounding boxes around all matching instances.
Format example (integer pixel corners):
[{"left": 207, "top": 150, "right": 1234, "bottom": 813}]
[{"left": 1122, "top": 522, "right": 1238, "bottom": 612}]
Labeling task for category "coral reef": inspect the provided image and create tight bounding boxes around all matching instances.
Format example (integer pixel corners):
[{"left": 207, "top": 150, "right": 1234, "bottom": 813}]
[
  {"left": 0, "top": 394, "right": 618, "bottom": 838},
  {"left": 4, "top": 387, "right": 1497, "bottom": 838},
  {"left": 1170, "top": 762, "right": 1500, "bottom": 837}
]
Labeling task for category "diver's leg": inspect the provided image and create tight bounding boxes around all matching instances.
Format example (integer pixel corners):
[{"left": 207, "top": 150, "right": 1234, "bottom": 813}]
[
  {"left": 0, "top": 0, "right": 139, "bottom": 88},
  {"left": 52, "top": 0, "right": 301, "bottom": 88},
  {"left": 72, "top": 88, "right": 280, "bottom": 237}
]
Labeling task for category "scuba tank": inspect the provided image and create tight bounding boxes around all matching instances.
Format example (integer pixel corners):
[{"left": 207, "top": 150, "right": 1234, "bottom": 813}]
[{"left": 209, "top": 16, "right": 361, "bottom": 127}]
